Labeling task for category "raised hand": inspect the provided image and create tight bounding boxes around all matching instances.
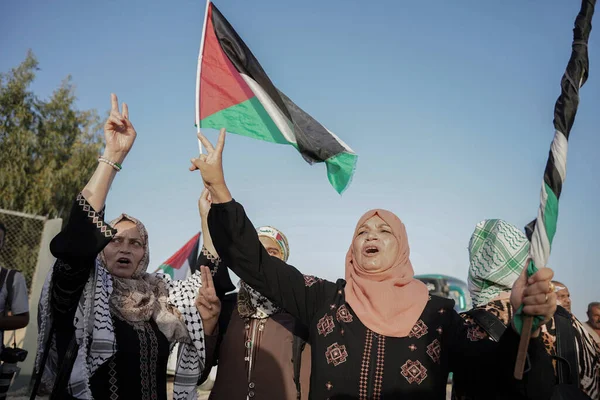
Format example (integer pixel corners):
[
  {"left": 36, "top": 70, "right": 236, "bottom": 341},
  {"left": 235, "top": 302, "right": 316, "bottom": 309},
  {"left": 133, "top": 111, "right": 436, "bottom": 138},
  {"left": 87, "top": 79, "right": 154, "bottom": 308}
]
[
  {"left": 510, "top": 264, "right": 557, "bottom": 333},
  {"left": 190, "top": 129, "right": 226, "bottom": 189},
  {"left": 195, "top": 266, "right": 221, "bottom": 335},
  {"left": 198, "top": 187, "right": 212, "bottom": 219},
  {"left": 198, "top": 187, "right": 219, "bottom": 258},
  {"left": 190, "top": 128, "right": 232, "bottom": 203},
  {"left": 81, "top": 94, "right": 137, "bottom": 211},
  {"left": 103, "top": 93, "right": 137, "bottom": 162}
]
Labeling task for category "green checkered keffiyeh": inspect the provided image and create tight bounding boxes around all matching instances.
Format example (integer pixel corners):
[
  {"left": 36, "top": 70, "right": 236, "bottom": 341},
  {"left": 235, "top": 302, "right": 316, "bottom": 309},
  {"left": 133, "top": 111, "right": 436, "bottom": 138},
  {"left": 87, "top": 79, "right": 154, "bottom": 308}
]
[{"left": 468, "top": 219, "right": 530, "bottom": 306}]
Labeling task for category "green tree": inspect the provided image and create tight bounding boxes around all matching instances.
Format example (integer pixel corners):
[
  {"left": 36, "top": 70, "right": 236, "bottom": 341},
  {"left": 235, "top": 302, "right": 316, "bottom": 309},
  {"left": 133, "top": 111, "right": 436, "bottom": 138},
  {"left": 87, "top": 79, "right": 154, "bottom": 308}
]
[
  {"left": 0, "top": 50, "right": 104, "bottom": 220},
  {"left": 0, "top": 51, "right": 104, "bottom": 288}
]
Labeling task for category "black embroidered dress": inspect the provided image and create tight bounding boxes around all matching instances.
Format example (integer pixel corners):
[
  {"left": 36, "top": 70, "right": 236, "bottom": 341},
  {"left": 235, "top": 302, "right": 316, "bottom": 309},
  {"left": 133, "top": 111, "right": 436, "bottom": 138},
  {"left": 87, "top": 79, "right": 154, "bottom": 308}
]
[
  {"left": 207, "top": 200, "right": 555, "bottom": 400},
  {"left": 49, "top": 195, "right": 215, "bottom": 399}
]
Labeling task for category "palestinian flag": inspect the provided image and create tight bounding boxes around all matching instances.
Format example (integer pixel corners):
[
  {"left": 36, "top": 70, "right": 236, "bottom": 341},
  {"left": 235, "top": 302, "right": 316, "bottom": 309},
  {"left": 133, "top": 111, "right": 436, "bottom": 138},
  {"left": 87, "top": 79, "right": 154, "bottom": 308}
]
[
  {"left": 157, "top": 232, "right": 201, "bottom": 280},
  {"left": 196, "top": 2, "right": 357, "bottom": 194}
]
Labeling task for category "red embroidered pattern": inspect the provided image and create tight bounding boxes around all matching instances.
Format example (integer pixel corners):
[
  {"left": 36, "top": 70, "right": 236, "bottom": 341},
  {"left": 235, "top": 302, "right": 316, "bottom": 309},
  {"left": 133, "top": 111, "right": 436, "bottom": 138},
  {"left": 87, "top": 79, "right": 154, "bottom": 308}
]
[
  {"left": 401, "top": 360, "right": 428, "bottom": 384},
  {"left": 373, "top": 335, "right": 386, "bottom": 399},
  {"left": 303, "top": 275, "right": 322, "bottom": 287},
  {"left": 325, "top": 343, "right": 348, "bottom": 366},
  {"left": 426, "top": 339, "right": 441, "bottom": 364},
  {"left": 357, "top": 331, "right": 387, "bottom": 399},
  {"left": 317, "top": 314, "right": 335, "bottom": 337},
  {"left": 359, "top": 330, "right": 373, "bottom": 400},
  {"left": 466, "top": 324, "right": 487, "bottom": 341},
  {"left": 336, "top": 304, "right": 353, "bottom": 323},
  {"left": 409, "top": 320, "right": 429, "bottom": 339}
]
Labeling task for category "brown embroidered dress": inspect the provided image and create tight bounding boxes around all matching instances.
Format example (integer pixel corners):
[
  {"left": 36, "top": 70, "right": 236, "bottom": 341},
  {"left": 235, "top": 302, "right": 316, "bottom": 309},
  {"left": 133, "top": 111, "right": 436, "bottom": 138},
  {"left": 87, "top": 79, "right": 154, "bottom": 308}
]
[
  {"left": 207, "top": 200, "right": 555, "bottom": 400},
  {"left": 198, "top": 250, "right": 312, "bottom": 400}
]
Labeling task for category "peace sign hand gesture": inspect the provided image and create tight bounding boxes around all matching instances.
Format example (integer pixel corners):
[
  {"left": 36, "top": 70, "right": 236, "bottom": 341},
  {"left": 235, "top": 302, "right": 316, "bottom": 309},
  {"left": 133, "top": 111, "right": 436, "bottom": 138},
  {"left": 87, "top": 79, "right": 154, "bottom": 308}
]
[
  {"left": 103, "top": 93, "right": 137, "bottom": 162},
  {"left": 190, "top": 128, "right": 227, "bottom": 190},
  {"left": 195, "top": 266, "right": 221, "bottom": 335}
]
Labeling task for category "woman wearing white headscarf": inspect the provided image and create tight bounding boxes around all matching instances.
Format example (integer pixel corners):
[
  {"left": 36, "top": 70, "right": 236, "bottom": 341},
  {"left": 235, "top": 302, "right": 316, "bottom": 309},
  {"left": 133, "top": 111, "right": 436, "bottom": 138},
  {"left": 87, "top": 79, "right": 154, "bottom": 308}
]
[
  {"left": 196, "top": 188, "right": 311, "bottom": 400},
  {"left": 32, "top": 94, "right": 220, "bottom": 400}
]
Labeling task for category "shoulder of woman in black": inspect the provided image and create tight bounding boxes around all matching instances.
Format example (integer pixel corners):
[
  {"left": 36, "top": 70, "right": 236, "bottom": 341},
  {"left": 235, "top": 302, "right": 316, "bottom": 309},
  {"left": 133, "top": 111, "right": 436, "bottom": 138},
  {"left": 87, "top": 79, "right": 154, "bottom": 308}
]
[
  {"left": 50, "top": 193, "right": 116, "bottom": 264},
  {"left": 49, "top": 193, "right": 117, "bottom": 362},
  {"left": 50, "top": 194, "right": 117, "bottom": 313},
  {"left": 448, "top": 298, "right": 555, "bottom": 400}
]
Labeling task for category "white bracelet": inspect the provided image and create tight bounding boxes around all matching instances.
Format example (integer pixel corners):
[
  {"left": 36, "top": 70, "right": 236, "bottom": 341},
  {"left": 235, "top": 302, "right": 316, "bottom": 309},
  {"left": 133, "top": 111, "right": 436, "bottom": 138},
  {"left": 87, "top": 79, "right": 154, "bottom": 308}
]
[{"left": 98, "top": 157, "right": 122, "bottom": 172}]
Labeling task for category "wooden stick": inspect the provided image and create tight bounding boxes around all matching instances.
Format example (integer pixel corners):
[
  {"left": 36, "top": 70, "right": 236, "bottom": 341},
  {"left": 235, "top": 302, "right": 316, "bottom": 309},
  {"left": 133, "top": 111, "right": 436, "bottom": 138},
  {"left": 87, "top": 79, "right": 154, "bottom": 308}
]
[{"left": 514, "top": 315, "right": 534, "bottom": 380}]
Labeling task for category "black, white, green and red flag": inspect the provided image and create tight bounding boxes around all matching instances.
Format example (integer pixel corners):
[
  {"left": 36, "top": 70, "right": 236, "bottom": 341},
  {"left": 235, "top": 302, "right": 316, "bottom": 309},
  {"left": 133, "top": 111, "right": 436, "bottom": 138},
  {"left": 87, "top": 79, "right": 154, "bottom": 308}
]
[
  {"left": 157, "top": 232, "right": 201, "bottom": 280},
  {"left": 196, "top": 2, "right": 357, "bottom": 194},
  {"left": 514, "top": 0, "right": 595, "bottom": 379}
]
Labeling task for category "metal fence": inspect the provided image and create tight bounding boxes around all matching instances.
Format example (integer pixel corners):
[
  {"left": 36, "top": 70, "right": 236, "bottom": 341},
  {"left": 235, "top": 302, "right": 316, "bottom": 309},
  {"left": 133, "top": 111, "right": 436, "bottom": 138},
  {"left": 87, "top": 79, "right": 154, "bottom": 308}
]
[
  {"left": 0, "top": 209, "right": 46, "bottom": 291},
  {"left": 0, "top": 209, "right": 62, "bottom": 392}
]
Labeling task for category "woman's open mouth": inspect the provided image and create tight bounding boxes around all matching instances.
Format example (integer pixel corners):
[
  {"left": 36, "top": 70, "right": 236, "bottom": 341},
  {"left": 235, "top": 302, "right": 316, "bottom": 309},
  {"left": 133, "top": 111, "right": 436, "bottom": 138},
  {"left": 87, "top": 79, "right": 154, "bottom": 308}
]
[
  {"left": 363, "top": 245, "right": 380, "bottom": 256},
  {"left": 116, "top": 257, "right": 132, "bottom": 266}
]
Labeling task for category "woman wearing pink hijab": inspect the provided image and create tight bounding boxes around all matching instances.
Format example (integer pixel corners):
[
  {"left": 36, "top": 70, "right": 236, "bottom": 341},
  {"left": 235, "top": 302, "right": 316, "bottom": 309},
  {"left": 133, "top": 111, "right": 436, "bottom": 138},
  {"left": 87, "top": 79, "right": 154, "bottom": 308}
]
[{"left": 190, "top": 130, "right": 557, "bottom": 399}]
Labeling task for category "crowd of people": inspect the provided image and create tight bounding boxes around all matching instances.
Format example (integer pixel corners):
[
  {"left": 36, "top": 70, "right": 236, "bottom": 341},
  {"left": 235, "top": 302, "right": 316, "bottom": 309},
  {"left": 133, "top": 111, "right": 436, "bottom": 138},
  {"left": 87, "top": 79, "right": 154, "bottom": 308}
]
[{"left": 0, "top": 93, "right": 596, "bottom": 399}]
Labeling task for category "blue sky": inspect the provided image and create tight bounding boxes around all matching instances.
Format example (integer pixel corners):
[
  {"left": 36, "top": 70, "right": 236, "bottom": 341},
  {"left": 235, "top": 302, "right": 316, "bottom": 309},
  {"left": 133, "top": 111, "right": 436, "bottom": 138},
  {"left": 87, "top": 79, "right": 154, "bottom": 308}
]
[{"left": 2, "top": 0, "right": 598, "bottom": 320}]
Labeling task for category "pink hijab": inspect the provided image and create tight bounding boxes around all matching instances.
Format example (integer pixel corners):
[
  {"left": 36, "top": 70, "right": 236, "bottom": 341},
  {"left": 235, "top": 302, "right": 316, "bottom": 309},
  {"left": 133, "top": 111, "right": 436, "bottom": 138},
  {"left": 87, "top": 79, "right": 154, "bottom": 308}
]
[{"left": 344, "top": 209, "right": 429, "bottom": 337}]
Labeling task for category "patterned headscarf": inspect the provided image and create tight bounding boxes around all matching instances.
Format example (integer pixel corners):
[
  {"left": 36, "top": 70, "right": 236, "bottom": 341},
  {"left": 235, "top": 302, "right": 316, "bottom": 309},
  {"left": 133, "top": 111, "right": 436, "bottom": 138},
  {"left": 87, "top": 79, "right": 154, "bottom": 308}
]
[
  {"left": 468, "top": 219, "right": 530, "bottom": 306},
  {"left": 104, "top": 214, "right": 188, "bottom": 341},
  {"left": 237, "top": 281, "right": 281, "bottom": 319},
  {"left": 34, "top": 196, "right": 206, "bottom": 400},
  {"left": 256, "top": 226, "right": 290, "bottom": 262}
]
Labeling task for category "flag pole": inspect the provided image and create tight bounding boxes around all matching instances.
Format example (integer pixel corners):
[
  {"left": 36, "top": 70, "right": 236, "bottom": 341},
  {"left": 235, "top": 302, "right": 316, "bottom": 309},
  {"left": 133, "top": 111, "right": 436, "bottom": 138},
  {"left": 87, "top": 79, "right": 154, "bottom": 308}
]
[
  {"left": 196, "top": 0, "right": 211, "bottom": 155},
  {"left": 513, "top": 0, "right": 595, "bottom": 379},
  {"left": 152, "top": 265, "right": 163, "bottom": 274}
]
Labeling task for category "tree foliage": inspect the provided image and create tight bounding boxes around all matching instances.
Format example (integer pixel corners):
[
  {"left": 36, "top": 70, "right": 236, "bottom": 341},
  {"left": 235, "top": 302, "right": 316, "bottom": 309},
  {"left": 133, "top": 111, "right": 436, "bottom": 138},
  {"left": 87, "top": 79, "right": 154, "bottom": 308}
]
[
  {"left": 0, "top": 51, "right": 104, "bottom": 288},
  {"left": 0, "top": 50, "right": 104, "bottom": 221}
]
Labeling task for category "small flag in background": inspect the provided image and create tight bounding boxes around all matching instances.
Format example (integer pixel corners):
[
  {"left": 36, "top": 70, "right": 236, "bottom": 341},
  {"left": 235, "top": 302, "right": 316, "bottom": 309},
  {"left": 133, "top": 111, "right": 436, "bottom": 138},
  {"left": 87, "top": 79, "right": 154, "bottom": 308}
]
[
  {"left": 158, "top": 232, "right": 201, "bottom": 280},
  {"left": 196, "top": 2, "right": 357, "bottom": 194}
]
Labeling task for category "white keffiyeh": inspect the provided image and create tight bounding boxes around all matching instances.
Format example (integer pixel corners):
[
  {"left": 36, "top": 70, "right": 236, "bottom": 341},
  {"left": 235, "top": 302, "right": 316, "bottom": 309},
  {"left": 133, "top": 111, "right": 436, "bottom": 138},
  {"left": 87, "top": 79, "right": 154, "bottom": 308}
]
[
  {"left": 35, "top": 264, "right": 205, "bottom": 399},
  {"left": 33, "top": 195, "right": 207, "bottom": 400}
]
